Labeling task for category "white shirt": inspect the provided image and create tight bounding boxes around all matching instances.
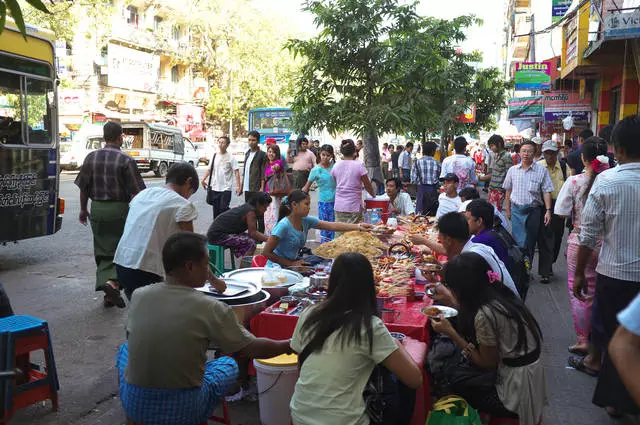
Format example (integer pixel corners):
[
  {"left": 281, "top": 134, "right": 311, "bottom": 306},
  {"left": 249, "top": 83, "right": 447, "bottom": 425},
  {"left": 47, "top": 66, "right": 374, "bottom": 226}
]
[
  {"left": 579, "top": 162, "right": 640, "bottom": 282},
  {"left": 114, "top": 187, "right": 198, "bottom": 277},
  {"left": 436, "top": 193, "right": 462, "bottom": 220},
  {"left": 209, "top": 152, "right": 239, "bottom": 192},
  {"left": 462, "top": 239, "right": 520, "bottom": 297},
  {"left": 440, "top": 154, "right": 478, "bottom": 190},
  {"left": 243, "top": 151, "right": 256, "bottom": 192},
  {"left": 390, "top": 192, "right": 415, "bottom": 216},
  {"left": 398, "top": 150, "right": 411, "bottom": 169},
  {"left": 458, "top": 200, "right": 510, "bottom": 231}
]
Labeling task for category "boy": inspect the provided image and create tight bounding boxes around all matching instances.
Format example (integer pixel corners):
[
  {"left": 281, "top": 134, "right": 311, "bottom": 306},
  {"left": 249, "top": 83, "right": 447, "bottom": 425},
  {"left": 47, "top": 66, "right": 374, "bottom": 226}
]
[{"left": 436, "top": 173, "right": 461, "bottom": 220}]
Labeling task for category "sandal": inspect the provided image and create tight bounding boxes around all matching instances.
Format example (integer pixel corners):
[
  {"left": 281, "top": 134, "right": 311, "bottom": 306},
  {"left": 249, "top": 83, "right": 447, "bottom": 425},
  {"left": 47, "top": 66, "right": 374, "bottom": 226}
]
[
  {"left": 567, "top": 355, "right": 599, "bottom": 377},
  {"left": 568, "top": 345, "right": 588, "bottom": 356},
  {"left": 605, "top": 407, "right": 623, "bottom": 418},
  {"left": 103, "top": 281, "right": 126, "bottom": 309}
]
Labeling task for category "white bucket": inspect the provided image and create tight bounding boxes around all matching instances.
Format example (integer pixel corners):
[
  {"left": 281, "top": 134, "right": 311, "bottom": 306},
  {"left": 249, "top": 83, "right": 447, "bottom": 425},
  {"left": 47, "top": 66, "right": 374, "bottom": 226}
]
[{"left": 253, "top": 356, "right": 299, "bottom": 425}]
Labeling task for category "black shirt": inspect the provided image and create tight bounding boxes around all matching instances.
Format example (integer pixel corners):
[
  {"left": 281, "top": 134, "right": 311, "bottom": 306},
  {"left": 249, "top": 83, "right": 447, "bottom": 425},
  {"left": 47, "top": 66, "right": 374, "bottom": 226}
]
[
  {"left": 207, "top": 203, "right": 255, "bottom": 242},
  {"left": 391, "top": 151, "right": 401, "bottom": 170}
]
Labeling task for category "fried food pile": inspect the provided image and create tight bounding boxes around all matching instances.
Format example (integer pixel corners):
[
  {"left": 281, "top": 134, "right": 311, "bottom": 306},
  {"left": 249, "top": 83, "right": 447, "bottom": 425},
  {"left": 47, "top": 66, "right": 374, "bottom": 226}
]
[{"left": 315, "top": 231, "right": 386, "bottom": 259}]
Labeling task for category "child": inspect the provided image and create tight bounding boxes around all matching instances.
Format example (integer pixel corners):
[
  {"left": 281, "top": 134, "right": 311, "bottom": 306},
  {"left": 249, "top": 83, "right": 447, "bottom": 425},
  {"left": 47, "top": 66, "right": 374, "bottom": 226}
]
[{"left": 436, "top": 173, "right": 461, "bottom": 220}]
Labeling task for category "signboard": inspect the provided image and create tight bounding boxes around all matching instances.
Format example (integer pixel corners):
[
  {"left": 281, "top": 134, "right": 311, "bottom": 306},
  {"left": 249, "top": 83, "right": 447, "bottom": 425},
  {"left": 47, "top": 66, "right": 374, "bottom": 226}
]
[
  {"left": 514, "top": 62, "right": 552, "bottom": 90},
  {"left": 508, "top": 96, "right": 544, "bottom": 120},
  {"left": 456, "top": 104, "right": 476, "bottom": 123},
  {"left": 107, "top": 43, "right": 160, "bottom": 93},
  {"left": 58, "top": 89, "right": 84, "bottom": 115},
  {"left": 552, "top": 0, "right": 572, "bottom": 23},
  {"left": 604, "top": 9, "right": 640, "bottom": 40},
  {"left": 544, "top": 110, "right": 590, "bottom": 122},
  {"left": 176, "top": 104, "right": 204, "bottom": 133}
]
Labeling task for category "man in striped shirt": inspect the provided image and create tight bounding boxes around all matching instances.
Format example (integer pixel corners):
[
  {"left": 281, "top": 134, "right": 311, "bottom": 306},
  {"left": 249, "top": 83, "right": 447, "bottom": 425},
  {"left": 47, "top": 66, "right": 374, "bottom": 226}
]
[
  {"left": 411, "top": 141, "right": 441, "bottom": 215},
  {"left": 502, "top": 140, "right": 554, "bottom": 260},
  {"left": 573, "top": 115, "right": 640, "bottom": 417}
]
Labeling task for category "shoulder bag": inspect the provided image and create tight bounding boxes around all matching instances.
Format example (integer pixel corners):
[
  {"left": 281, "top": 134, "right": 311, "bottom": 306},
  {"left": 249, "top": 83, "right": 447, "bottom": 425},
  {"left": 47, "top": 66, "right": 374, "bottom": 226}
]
[
  {"left": 267, "top": 171, "right": 293, "bottom": 197},
  {"left": 205, "top": 154, "right": 217, "bottom": 205}
]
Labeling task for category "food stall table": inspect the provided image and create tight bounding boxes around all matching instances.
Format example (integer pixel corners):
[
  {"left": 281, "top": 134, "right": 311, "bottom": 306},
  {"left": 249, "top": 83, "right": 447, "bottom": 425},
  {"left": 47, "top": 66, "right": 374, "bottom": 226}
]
[{"left": 249, "top": 295, "right": 434, "bottom": 425}]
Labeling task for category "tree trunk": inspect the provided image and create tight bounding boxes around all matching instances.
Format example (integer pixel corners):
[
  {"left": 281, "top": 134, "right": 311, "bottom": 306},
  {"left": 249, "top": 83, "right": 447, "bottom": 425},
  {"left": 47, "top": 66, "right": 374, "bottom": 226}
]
[{"left": 363, "top": 130, "right": 383, "bottom": 193}]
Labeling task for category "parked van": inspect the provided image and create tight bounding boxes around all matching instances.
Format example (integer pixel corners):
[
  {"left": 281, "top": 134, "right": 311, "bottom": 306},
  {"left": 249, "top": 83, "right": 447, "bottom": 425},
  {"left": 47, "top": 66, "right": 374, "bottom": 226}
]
[{"left": 60, "top": 124, "right": 105, "bottom": 170}]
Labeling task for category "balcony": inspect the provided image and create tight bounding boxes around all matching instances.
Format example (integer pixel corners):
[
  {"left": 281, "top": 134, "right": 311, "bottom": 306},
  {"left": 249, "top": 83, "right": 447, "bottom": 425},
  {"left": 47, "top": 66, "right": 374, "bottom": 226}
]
[{"left": 110, "top": 21, "right": 157, "bottom": 50}]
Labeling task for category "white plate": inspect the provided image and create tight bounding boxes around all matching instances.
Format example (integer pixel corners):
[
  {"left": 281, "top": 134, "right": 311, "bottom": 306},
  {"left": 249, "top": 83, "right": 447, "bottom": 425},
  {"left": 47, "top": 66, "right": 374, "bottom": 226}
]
[{"left": 421, "top": 305, "right": 458, "bottom": 318}]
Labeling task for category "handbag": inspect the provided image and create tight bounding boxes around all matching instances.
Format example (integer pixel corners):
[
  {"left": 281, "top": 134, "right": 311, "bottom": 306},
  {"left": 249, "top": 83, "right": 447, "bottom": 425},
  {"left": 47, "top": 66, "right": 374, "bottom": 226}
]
[
  {"left": 205, "top": 154, "right": 217, "bottom": 205},
  {"left": 426, "top": 395, "right": 482, "bottom": 425},
  {"left": 267, "top": 172, "right": 293, "bottom": 197}
]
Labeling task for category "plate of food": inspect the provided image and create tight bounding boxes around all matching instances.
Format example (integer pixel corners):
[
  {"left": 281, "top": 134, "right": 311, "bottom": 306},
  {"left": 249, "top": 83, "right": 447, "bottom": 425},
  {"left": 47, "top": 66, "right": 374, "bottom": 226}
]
[
  {"left": 421, "top": 305, "right": 458, "bottom": 318},
  {"left": 371, "top": 224, "right": 396, "bottom": 235}
]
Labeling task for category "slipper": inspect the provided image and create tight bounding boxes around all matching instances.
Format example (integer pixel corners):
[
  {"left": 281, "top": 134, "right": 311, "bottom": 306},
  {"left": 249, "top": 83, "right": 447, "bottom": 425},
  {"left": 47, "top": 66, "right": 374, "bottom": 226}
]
[
  {"left": 103, "top": 281, "right": 126, "bottom": 309},
  {"left": 103, "top": 296, "right": 115, "bottom": 308},
  {"left": 567, "top": 355, "right": 599, "bottom": 377},
  {"left": 605, "top": 407, "right": 624, "bottom": 418},
  {"left": 568, "top": 346, "right": 588, "bottom": 356}
]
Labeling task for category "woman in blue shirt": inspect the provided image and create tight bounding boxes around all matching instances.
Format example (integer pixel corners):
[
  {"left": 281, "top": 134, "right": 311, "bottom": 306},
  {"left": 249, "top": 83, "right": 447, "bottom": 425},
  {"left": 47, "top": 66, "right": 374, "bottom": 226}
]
[
  {"left": 263, "top": 190, "right": 372, "bottom": 267},
  {"left": 302, "top": 145, "right": 337, "bottom": 242}
]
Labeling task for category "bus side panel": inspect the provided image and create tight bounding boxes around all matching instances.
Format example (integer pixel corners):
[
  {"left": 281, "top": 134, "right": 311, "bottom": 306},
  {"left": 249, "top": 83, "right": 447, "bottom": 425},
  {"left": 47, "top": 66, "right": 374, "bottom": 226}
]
[{"left": 0, "top": 148, "right": 57, "bottom": 243}]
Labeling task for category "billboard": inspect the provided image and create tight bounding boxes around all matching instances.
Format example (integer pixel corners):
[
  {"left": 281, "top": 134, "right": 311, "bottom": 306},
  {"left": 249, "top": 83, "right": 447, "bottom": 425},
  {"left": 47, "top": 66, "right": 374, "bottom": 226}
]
[
  {"left": 552, "top": 0, "right": 572, "bottom": 23},
  {"left": 514, "top": 62, "right": 552, "bottom": 91},
  {"left": 508, "top": 96, "right": 544, "bottom": 120},
  {"left": 107, "top": 43, "right": 160, "bottom": 93},
  {"left": 604, "top": 9, "right": 640, "bottom": 40}
]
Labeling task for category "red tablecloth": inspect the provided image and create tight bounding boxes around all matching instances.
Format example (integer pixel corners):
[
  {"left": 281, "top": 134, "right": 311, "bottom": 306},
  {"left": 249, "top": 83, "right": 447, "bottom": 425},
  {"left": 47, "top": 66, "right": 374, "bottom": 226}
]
[{"left": 249, "top": 293, "right": 434, "bottom": 425}]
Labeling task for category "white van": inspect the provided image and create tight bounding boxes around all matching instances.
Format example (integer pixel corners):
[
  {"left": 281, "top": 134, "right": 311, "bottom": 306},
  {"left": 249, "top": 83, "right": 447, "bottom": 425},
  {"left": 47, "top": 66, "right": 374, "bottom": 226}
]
[{"left": 60, "top": 124, "right": 105, "bottom": 170}]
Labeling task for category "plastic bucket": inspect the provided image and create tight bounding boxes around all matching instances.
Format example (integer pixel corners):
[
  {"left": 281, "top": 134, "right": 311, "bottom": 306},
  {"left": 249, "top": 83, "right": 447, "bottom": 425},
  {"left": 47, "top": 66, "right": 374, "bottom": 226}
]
[
  {"left": 253, "top": 354, "right": 299, "bottom": 425},
  {"left": 364, "top": 199, "right": 391, "bottom": 223}
]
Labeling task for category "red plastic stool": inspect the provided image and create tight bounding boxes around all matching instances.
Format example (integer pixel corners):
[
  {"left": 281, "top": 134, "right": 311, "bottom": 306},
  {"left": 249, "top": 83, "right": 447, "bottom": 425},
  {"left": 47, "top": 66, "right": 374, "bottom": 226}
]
[
  {"left": 251, "top": 255, "right": 267, "bottom": 267},
  {"left": 0, "top": 315, "right": 59, "bottom": 425}
]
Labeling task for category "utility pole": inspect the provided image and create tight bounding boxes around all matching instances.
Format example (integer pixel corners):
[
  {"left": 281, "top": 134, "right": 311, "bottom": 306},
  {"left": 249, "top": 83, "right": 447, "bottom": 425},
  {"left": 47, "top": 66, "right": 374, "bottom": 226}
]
[
  {"left": 529, "top": 14, "right": 536, "bottom": 62},
  {"left": 228, "top": 69, "right": 233, "bottom": 141}
]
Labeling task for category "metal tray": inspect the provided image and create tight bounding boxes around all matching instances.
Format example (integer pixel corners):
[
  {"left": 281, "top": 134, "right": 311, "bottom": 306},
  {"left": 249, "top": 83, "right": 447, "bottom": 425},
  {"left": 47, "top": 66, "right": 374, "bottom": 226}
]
[
  {"left": 223, "top": 267, "right": 303, "bottom": 288},
  {"left": 195, "top": 278, "right": 262, "bottom": 303}
]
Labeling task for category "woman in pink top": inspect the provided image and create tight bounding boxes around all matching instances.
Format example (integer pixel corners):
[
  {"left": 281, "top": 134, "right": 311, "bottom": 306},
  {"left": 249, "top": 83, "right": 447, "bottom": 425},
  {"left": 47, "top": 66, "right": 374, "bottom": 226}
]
[
  {"left": 331, "top": 139, "right": 375, "bottom": 235},
  {"left": 264, "top": 145, "right": 285, "bottom": 236},
  {"left": 554, "top": 137, "right": 609, "bottom": 375}
]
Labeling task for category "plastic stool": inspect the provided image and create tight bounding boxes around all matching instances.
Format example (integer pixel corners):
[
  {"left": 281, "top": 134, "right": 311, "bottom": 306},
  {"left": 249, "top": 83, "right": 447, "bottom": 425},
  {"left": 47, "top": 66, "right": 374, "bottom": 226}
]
[
  {"left": 208, "top": 244, "right": 236, "bottom": 276},
  {"left": 251, "top": 255, "right": 267, "bottom": 268},
  {"left": 0, "top": 315, "right": 59, "bottom": 425}
]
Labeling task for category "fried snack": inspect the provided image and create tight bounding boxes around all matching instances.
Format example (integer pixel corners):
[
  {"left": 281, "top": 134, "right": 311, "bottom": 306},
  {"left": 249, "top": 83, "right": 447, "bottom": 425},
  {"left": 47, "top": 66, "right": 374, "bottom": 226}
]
[
  {"left": 408, "top": 223, "right": 430, "bottom": 234},
  {"left": 424, "top": 307, "right": 442, "bottom": 316},
  {"left": 423, "top": 254, "right": 438, "bottom": 264},
  {"left": 315, "top": 231, "right": 386, "bottom": 259}
]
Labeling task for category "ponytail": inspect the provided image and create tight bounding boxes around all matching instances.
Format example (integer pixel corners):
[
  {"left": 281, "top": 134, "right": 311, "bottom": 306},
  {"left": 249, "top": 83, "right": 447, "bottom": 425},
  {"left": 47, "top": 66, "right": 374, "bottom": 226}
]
[
  {"left": 581, "top": 136, "right": 609, "bottom": 202},
  {"left": 277, "top": 189, "right": 310, "bottom": 222}
]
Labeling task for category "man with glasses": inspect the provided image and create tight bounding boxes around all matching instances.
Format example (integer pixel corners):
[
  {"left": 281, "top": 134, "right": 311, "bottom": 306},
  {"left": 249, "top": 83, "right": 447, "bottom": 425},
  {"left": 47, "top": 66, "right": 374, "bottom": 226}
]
[
  {"left": 241, "top": 131, "right": 267, "bottom": 232},
  {"left": 201, "top": 136, "right": 241, "bottom": 219}
]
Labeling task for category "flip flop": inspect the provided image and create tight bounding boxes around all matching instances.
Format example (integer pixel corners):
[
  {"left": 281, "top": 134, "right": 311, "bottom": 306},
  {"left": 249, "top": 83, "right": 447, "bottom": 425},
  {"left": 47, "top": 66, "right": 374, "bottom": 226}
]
[
  {"left": 567, "top": 355, "right": 599, "bottom": 377},
  {"left": 605, "top": 407, "right": 624, "bottom": 418},
  {"left": 568, "top": 346, "right": 588, "bottom": 356},
  {"left": 103, "top": 281, "right": 126, "bottom": 309}
]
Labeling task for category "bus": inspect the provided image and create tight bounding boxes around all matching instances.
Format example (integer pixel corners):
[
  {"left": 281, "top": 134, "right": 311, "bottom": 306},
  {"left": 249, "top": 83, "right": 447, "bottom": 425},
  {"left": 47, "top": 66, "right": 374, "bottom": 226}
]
[
  {"left": 247, "top": 107, "right": 297, "bottom": 159},
  {"left": 0, "top": 21, "right": 64, "bottom": 244}
]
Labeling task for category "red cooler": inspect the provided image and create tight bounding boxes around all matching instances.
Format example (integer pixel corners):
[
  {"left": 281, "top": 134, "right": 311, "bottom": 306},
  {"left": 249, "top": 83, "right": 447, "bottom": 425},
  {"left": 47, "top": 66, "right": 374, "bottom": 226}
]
[{"left": 365, "top": 198, "right": 391, "bottom": 223}]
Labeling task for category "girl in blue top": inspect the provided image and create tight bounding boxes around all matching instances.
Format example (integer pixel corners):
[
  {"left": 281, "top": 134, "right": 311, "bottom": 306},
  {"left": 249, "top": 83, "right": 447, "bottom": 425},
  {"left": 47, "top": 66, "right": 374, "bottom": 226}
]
[
  {"left": 263, "top": 190, "right": 372, "bottom": 267},
  {"left": 302, "top": 145, "right": 337, "bottom": 242}
]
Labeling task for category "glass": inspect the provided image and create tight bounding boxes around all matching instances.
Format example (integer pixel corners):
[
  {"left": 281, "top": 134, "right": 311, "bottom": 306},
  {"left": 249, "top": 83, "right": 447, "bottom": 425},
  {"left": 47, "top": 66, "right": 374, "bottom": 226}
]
[
  {"left": 0, "top": 70, "right": 24, "bottom": 145},
  {"left": 25, "top": 78, "right": 53, "bottom": 145}
]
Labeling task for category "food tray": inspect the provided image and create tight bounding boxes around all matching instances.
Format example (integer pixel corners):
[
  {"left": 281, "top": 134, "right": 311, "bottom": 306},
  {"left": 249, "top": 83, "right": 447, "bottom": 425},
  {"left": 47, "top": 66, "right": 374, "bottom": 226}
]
[
  {"left": 195, "top": 278, "right": 261, "bottom": 302},
  {"left": 421, "top": 305, "right": 458, "bottom": 318},
  {"left": 223, "top": 267, "right": 303, "bottom": 288}
]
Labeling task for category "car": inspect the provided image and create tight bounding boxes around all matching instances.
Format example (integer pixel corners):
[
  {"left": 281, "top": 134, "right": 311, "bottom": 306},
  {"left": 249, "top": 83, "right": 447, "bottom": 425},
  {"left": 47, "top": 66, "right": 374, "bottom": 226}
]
[
  {"left": 229, "top": 141, "right": 248, "bottom": 165},
  {"left": 60, "top": 133, "right": 104, "bottom": 170},
  {"left": 182, "top": 139, "right": 200, "bottom": 167}
]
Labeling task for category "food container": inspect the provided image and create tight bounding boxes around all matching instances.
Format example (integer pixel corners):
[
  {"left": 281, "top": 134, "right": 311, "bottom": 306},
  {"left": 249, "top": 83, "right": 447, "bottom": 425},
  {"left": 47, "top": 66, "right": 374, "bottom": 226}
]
[
  {"left": 223, "top": 267, "right": 303, "bottom": 303},
  {"left": 228, "top": 290, "right": 271, "bottom": 327},
  {"left": 309, "top": 272, "right": 329, "bottom": 291},
  {"left": 306, "top": 287, "right": 328, "bottom": 302},
  {"left": 279, "top": 296, "right": 299, "bottom": 307}
]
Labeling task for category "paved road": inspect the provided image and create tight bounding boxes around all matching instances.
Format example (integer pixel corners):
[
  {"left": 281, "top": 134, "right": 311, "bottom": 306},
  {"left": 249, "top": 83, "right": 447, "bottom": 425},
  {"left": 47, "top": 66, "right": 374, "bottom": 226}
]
[{"left": 1, "top": 169, "right": 637, "bottom": 424}]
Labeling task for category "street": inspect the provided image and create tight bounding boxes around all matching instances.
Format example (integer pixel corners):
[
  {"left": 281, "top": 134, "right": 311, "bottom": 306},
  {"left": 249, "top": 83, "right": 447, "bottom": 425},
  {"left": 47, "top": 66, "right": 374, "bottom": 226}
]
[{"left": 0, "top": 167, "right": 635, "bottom": 425}]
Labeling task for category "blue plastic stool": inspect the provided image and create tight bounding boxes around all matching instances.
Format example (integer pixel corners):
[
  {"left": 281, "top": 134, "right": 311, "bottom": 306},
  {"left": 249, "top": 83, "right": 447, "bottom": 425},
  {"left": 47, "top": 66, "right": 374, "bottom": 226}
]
[
  {"left": 0, "top": 315, "right": 59, "bottom": 424},
  {"left": 207, "top": 244, "right": 236, "bottom": 277}
]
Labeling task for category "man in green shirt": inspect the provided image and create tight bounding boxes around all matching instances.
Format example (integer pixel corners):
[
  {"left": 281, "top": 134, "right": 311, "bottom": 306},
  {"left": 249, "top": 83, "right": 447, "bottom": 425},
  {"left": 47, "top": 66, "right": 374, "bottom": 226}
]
[{"left": 480, "top": 134, "right": 513, "bottom": 212}]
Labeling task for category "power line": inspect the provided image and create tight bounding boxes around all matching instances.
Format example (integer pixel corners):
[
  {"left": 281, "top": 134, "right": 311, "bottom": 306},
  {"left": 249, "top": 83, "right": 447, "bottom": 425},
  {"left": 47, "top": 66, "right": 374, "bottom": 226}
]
[{"left": 511, "top": 0, "right": 591, "bottom": 38}]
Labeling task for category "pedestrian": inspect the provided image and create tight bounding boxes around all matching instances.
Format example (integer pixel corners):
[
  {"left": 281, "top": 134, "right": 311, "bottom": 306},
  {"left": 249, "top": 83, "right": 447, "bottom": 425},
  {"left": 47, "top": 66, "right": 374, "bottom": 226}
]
[
  {"left": 480, "top": 135, "right": 512, "bottom": 212},
  {"left": 573, "top": 116, "right": 640, "bottom": 417},
  {"left": 331, "top": 140, "right": 375, "bottom": 233},
  {"left": 302, "top": 145, "right": 337, "bottom": 242},
  {"left": 263, "top": 144, "right": 286, "bottom": 236},
  {"left": 310, "top": 139, "right": 320, "bottom": 159},
  {"left": 531, "top": 136, "right": 544, "bottom": 162},
  {"left": 511, "top": 143, "right": 521, "bottom": 165},
  {"left": 535, "top": 140, "right": 567, "bottom": 284},
  {"left": 288, "top": 137, "right": 316, "bottom": 190},
  {"left": 609, "top": 293, "right": 640, "bottom": 406},
  {"left": 458, "top": 187, "right": 510, "bottom": 230},
  {"left": 114, "top": 162, "right": 205, "bottom": 300},
  {"left": 117, "top": 232, "right": 291, "bottom": 425},
  {"left": 200, "top": 136, "right": 241, "bottom": 219},
  {"left": 74, "top": 121, "right": 145, "bottom": 308},
  {"left": 567, "top": 129, "right": 594, "bottom": 175},
  {"left": 435, "top": 173, "right": 461, "bottom": 220},
  {"left": 355, "top": 139, "right": 364, "bottom": 161},
  {"left": 386, "top": 144, "right": 395, "bottom": 179},
  {"left": 440, "top": 136, "right": 478, "bottom": 191},
  {"left": 381, "top": 142, "right": 391, "bottom": 180},
  {"left": 391, "top": 145, "right": 402, "bottom": 178},
  {"left": 555, "top": 137, "right": 609, "bottom": 367},
  {"left": 502, "top": 140, "right": 554, "bottom": 261},
  {"left": 241, "top": 131, "right": 267, "bottom": 232},
  {"left": 411, "top": 141, "right": 440, "bottom": 215},
  {"left": 482, "top": 143, "right": 495, "bottom": 192},
  {"left": 385, "top": 178, "right": 414, "bottom": 216},
  {"left": 464, "top": 199, "right": 509, "bottom": 265},
  {"left": 398, "top": 142, "right": 413, "bottom": 182}
]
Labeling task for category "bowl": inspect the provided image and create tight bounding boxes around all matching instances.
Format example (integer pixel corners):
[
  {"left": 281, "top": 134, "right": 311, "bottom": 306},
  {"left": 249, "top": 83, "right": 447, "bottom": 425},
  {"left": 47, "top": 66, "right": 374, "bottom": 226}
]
[{"left": 390, "top": 332, "right": 406, "bottom": 340}]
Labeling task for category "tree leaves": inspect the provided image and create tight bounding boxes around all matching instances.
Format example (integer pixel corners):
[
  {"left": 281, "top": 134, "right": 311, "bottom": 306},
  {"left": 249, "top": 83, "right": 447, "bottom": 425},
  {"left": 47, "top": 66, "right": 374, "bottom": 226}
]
[{"left": 2, "top": 0, "right": 51, "bottom": 38}]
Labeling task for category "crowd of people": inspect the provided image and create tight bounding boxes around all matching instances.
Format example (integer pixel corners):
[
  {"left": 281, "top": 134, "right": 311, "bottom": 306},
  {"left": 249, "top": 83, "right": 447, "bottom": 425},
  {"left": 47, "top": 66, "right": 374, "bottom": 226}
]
[{"left": 2, "top": 116, "right": 637, "bottom": 425}]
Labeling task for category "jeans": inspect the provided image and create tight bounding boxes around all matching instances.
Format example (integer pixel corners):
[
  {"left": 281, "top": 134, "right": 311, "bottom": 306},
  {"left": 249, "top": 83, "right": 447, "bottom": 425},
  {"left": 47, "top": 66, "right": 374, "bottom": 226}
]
[
  {"left": 511, "top": 204, "right": 542, "bottom": 260},
  {"left": 116, "top": 265, "right": 163, "bottom": 300}
]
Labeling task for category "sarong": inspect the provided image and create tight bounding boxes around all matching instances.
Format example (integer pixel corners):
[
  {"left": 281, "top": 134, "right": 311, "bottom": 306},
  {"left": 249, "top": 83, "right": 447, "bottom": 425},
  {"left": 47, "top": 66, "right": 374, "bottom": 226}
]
[
  {"left": 318, "top": 201, "right": 335, "bottom": 242},
  {"left": 210, "top": 233, "right": 257, "bottom": 258},
  {"left": 90, "top": 201, "right": 129, "bottom": 291}
]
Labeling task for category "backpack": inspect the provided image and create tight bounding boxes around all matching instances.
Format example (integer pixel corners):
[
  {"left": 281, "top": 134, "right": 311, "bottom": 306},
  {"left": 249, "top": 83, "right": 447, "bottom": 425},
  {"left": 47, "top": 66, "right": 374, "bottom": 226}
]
[{"left": 490, "top": 225, "right": 530, "bottom": 300}]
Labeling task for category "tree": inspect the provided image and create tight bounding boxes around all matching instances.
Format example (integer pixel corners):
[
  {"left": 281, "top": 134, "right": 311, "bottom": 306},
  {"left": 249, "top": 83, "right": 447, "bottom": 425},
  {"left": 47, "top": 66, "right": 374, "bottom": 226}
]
[{"left": 2, "top": 0, "right": 49, "bottom": 37}]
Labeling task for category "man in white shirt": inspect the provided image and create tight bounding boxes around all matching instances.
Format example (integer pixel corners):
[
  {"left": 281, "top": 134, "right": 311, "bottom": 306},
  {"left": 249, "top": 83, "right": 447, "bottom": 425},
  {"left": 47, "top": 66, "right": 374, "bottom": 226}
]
[
  {"left": 115, "top": 162, "right": 225, "bottom": 300},
  {"left": 440, "top": 136, "right": 478, "bottom": 191},
  {"left": 398, "top": 142, "right": 414, "bottom": 182},
  {"left": 385, "top": 178, "right": 415, "bottom": 216},
  {"left": 436, "top": 173, "right": 461, "bottom": 220},
  {"left": 201, "top": 136, "right": 241, "bottom": 219}
]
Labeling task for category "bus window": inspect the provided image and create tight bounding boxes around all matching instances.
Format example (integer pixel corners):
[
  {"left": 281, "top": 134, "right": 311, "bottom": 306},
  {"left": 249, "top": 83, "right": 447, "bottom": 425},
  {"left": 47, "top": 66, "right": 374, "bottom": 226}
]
[
  {"left": 0, "top": 71, "right": 25, "bottom": 145},
  {"left": 25, "top": 78, "right": 53, "bottom": 145}
]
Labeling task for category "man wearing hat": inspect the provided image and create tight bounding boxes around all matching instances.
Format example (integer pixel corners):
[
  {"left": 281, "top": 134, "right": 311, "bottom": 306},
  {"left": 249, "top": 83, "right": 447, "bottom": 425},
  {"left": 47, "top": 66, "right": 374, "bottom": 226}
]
[
  {"left": 435, "top": 173, "right": 462, "bottom": 220},
  {"left": 532, "top": 136, "right": 545, "bottom": 162},
  {"left": 536, "top": 140, "right": 567, "bottom": 284}
]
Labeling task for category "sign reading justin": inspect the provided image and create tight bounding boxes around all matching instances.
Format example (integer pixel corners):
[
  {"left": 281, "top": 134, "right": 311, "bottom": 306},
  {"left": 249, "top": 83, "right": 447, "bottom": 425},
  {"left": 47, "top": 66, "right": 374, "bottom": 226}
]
[
  {"left": 514, "top": 62, "right": 552, "bottom": 91},
  {"left": 107, "top": 43, "right": 160, "bottom": 93}
]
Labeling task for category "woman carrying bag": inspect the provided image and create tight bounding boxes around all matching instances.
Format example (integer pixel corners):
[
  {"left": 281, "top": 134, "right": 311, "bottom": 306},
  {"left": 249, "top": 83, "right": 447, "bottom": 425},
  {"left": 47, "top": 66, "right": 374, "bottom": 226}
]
[{"left": 263, "top": 144, "right": 291, "bottom": 236}]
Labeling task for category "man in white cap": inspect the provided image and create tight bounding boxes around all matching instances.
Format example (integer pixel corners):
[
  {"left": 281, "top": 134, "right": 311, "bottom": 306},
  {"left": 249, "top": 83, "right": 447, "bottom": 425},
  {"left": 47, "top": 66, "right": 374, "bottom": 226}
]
[
  {"left": 536, "top": 140, "right": 567, "bottom": 284},
  {"left": 532, "top": 136, "right": 545, "bottom": 162}
]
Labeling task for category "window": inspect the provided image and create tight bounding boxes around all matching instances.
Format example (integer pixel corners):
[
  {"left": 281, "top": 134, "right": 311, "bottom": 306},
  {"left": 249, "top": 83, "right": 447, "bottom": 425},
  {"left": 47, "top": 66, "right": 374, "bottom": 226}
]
[
  {"left": 171, "top": 66, "right": 179, "bottom": 83},
  {"left": 154, "top": 16, "right": 163, "bottom": 31},
  {"left": 0, "top": 71, "right": 24, "bottom": 145},
  {"left": 25, "top": 79, "right": 53, "bottom": 145},
  {"left": 172, "top": 25, "right": 181, "bottom": 41},
  {"left": 610, "top": 86, "right": 621, "bottom": 126},
  {"left": 126, "top": 6, "right": 139, "bottom": 27}
]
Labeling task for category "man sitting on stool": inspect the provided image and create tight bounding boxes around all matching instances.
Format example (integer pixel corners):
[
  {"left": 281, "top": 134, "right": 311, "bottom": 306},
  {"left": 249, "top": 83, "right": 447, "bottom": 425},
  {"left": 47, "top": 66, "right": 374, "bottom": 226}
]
[{"left": 117, "top": 232, "right": 291, "bottom": 425}]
